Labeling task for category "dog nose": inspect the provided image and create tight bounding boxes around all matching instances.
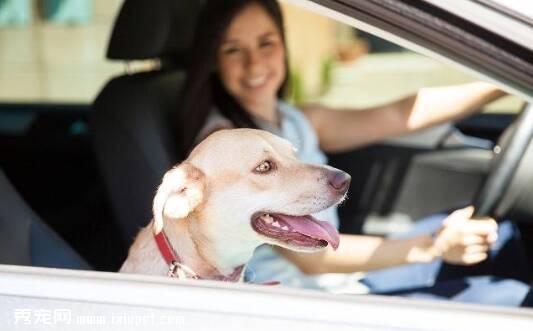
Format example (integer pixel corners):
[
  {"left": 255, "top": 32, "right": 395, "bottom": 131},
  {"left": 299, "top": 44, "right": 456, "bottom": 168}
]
[{"left": 328, "top": 170, "right": 351, "bottom": 193}]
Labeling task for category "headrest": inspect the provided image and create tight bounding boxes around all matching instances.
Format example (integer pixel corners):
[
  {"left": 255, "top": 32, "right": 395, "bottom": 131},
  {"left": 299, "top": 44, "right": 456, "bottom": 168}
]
[{"left": 106, "top": 0, "right": 205, "bottom": 63}]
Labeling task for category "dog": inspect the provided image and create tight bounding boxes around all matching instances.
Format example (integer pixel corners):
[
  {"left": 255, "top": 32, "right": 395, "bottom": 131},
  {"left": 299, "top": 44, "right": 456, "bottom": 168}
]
[{"left": 120, "top": 128, "right": 350, "bottom": 282}]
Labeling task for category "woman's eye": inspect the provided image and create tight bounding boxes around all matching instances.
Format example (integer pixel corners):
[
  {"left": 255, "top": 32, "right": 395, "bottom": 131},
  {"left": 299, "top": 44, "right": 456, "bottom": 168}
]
[
  {"left": 255, "top": 160, "right": 273, "bottom": 173},
  {"left": 222, "top": 47, "right": 240, "bottom": 55},
  {"left": 260, "top": 38, "right": 279, "bottom": 49}
]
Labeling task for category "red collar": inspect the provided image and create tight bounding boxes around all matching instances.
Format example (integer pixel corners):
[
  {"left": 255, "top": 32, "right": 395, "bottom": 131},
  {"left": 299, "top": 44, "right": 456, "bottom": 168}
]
[
  {"left": 154, "top": 229, "right": 180, "bottom": 265},
  {"left": 153, "top": 229, "right": 279, "bottom": 285},
  {"left": 153, "top": 229, "right": 245, "bottom": 281}
]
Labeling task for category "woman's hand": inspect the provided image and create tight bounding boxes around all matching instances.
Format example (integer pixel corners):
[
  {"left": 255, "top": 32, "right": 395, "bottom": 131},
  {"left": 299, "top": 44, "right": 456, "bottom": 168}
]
[{"left": 430, "top": 206, "right": 498, "bottom": 265}]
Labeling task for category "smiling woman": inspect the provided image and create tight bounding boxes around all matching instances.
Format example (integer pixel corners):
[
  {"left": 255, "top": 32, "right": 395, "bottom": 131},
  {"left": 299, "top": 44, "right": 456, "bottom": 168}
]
[
  {"left": 178, "top": 0, "right": 290, "bottom": 153},
  {"left": 217, "top": 4, "right": 287, "bottom": 118}
]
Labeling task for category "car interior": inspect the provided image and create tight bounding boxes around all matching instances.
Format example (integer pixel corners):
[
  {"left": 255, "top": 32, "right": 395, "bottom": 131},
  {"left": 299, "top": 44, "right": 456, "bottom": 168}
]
[{"left": 1, "top": 0, "right": 532, "bottom": 286}]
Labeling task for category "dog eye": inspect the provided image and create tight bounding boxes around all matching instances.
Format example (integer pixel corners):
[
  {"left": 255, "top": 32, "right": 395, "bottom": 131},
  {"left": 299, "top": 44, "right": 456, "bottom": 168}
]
[{"left": 254, "top": 160, "right": 274, "bottom": 173}]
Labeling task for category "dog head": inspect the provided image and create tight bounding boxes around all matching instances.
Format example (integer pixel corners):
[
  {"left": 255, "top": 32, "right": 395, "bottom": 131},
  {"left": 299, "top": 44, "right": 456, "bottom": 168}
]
[{"left": 153, "top": 129, "right": 350, "bottom": 271}]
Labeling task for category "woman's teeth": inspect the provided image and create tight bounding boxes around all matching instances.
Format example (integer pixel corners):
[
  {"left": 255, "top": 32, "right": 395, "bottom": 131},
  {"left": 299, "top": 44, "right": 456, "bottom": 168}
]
[{"left": 245, "top": 75, "right": 267, "bottom": 88}]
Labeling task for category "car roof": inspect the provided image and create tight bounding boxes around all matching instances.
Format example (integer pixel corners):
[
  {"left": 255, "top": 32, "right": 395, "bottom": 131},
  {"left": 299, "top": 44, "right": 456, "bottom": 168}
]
[{"left": 424, "top": 0, "right": 533, "bottom": 53}]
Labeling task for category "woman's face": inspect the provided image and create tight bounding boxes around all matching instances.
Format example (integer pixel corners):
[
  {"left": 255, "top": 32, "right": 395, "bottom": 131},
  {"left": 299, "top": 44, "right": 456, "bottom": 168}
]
[{"left": 217, "top": 3, "right": 286, "bottom": 110}]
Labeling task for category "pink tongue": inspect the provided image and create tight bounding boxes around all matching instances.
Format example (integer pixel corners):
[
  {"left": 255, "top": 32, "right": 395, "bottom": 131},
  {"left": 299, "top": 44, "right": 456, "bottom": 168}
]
[{"left": 275, "top": 214, "right": 340, "bottom": 250}]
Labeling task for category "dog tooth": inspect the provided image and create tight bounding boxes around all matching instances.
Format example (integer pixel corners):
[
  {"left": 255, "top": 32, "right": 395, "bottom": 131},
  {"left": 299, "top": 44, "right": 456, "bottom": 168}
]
[
  {"left": 281, "top": 226, "right": 289, "bottom": 231},
  {"left": 272, "top": 221, "right": 280, "bottom": 228}
]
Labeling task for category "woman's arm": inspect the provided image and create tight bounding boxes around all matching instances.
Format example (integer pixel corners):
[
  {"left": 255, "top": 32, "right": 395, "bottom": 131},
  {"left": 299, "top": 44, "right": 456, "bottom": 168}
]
[
  {"left": 276, "top": 233, "right": 435, "bottom": 274},
  {"left": 303, "top": 82, "right": 506, "bottom": 153},
  {"left": 276, "top": 207, "right": 498, "bottom": 274}
]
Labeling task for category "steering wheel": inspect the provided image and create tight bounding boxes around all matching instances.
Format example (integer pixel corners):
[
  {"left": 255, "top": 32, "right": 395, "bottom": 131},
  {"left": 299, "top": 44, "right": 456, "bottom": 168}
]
[{"left": 472, "top": 103, "right": 533, "bottom": 218}]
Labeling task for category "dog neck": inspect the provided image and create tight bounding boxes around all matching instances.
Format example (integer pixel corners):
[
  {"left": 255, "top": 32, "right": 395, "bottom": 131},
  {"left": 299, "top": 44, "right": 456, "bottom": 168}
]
[{"left": 158, "top": 218, "right": 246, "bottom": 281}]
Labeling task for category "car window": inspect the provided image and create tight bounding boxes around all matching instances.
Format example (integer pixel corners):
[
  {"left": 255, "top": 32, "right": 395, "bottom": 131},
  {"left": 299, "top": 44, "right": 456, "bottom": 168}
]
[
  {"left": 281, "top": 2, "right": 525, "bottom": 114},
  {"left": 0, "top": 0, "right": 525, "bottom": 113},
  {"left": 0, "top": 0, "right": 123, "bottom": 103}
]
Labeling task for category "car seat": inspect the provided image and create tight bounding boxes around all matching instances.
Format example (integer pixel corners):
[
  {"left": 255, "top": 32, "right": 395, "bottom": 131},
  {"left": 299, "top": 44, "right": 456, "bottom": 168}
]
[
  {"left": 0, "top": 168, "right": 91, "bottom": 270},
  {"left": 91, "top": 0, "right": 204, "bottom": 244}
]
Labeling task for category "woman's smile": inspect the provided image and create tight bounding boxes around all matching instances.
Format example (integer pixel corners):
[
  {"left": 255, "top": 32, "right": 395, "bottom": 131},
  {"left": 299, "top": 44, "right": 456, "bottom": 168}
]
[
  {"left": 242, "top": 73, "right": 271, "bottom": 89},
  {"left": 217, "top": 3, "right": 286, "bottom": 118}
]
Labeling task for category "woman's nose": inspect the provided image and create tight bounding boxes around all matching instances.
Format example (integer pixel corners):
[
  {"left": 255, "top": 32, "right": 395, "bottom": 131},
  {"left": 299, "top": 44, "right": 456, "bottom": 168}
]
[{"left": 245, "top": 50, "right": 262, "bottom": 70}]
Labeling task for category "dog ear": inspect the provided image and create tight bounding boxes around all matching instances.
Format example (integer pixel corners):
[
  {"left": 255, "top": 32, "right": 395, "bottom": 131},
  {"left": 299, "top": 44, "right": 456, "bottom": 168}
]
[{"left": 152, "top": 162, "right": 205, "bottom": 234}]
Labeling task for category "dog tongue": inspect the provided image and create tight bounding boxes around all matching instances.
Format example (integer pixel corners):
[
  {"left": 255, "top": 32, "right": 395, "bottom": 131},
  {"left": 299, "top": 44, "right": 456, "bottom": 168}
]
[{"left": 274, "top": 214, "right": 340, "bottom": 250}]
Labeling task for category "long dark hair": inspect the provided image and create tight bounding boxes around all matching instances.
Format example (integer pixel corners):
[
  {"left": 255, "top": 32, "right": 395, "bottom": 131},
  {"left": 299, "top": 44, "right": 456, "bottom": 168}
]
[{"left": 176, "top": 0, "right": 289, "bottom": 155}]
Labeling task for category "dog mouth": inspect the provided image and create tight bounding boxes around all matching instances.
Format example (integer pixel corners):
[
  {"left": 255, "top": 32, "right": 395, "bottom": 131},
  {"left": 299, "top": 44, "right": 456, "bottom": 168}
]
[{"left": 251, "top": 213, "right": 340, "bottom": 251}]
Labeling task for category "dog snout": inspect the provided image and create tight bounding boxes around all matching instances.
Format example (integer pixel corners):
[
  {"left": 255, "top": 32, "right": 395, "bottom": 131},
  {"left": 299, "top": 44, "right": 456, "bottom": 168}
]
[{"left": 327, "top": 170, "right": 351, "bottom": 194}]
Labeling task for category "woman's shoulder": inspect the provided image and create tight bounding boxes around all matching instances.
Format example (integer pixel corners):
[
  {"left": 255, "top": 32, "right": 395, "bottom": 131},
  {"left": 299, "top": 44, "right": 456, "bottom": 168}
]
[
  {"left": 278, "top": 100, "right": 304, "bottom": 118},
  {"left": 278, "top": 100, "right": 319, "bottom": 133},
  {"left": 195, "top": 108, "right": 233, "bottom": 143}
]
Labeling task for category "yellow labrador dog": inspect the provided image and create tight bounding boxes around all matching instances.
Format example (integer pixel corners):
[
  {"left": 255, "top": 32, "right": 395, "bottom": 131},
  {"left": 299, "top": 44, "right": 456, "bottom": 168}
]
[{"left": 120, "top": 129, "right": 350, "bottom": 282}]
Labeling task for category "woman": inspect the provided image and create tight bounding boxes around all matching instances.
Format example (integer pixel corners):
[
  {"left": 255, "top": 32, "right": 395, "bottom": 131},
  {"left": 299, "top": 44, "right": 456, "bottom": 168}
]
[{"left": 177, "top": 0, "right": 531, "bottom": 305}]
